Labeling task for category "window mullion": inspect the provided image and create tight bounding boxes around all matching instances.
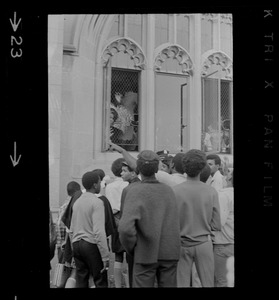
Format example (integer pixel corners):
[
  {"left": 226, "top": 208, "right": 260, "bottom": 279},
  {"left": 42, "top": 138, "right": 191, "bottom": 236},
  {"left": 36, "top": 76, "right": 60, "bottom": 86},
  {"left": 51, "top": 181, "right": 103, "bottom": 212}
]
[
  {"left": 218, "top": 78, "right": 221, "bottom": 152},
  {"left": 102, "top": 62, "right": 112, "bottom": 151}
]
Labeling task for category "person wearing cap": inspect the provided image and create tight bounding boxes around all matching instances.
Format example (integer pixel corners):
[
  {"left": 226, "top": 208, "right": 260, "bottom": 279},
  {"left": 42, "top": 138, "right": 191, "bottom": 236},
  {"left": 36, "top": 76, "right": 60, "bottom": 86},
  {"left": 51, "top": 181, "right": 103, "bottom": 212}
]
[
  {"left": 172, "top": 149, "right": 221, "bottom": 287},
  {"left": 70, "top": 171, "right": 110, "bottom": 288},
  {"left": 118, "top": 150, "right": 181, "bottom": 287}
]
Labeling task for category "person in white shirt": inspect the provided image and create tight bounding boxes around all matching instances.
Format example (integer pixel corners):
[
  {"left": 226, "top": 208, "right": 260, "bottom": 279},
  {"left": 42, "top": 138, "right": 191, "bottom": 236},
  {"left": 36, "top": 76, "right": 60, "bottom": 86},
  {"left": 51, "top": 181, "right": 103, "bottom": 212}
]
[
  {"left": 105, "top": 157, "right": 128, "bottom": 288},
  {"left": 155, "top": 152, "right": 187, "bottom": 187},
  {"left": 105, "top": 158, "right": 129, "bottom": 214},
  {"left": 206, "top": 154, "right": 224, "bottom": 192},
  {"left": 212, "top": 171, "right": 234, "bottom": 287}
]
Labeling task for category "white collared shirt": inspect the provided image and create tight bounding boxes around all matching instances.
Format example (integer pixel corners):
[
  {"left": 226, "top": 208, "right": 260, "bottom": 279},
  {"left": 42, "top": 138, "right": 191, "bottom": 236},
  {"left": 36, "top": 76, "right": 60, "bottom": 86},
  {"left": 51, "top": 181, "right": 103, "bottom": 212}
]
[
  {"left": 105, "top": 177, "right": 128, "bottom": 211},
  {"left": 209, "top": 170, "right": 224, "bottom": 192}
]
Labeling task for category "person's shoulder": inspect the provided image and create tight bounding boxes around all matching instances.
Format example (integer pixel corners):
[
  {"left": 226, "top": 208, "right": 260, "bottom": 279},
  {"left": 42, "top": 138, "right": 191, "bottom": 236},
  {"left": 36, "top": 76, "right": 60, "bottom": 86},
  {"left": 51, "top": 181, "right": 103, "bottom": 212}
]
[
  {"left": 172, "top": 180, "right": 187, "bottom": 190},
  {"left": 215, "top": 170, "right": 224, "bottom": 179},
  {"left": 91, "top": 194, "right": 105, "bottom": 206},
  {"left": 98, "top": 194, "right": 109, "bottom": 201},
  {"left": 120, "top": 180, "right": 129, "bottom": 188},
  {"left": 157, "top": 181, "right": 177, "bottom": 194},
  {"left": 218, "top": 187, "right": 234, "bottom": 200},
  {"left": 126, "top": 180, "right": 143, "bottom": 191},
  {"left": 106, "top": 179, "right": 119, "bottom": 188},
  {"left": 156, "top": 170, "right": 172, "bottom": 179}
]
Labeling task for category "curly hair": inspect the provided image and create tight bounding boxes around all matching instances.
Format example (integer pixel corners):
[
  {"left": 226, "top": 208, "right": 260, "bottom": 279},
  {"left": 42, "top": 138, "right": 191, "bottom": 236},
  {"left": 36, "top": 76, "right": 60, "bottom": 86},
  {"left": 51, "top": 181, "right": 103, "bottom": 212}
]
[
  {"left": 182, "top": 149, "right": 207, "bottom": 178},
  {"left": 67, "top": 181, "right": 81, "bottom": 197},
  {"left": 137, "top": 159, "right": 159, "bottom": 177},
  {"left": 82, "top": 171, "right": 100, "bottom": 190},
  {"left": 92, "top": 169, "right": 106, "bottom": 181},
  {"left": 111, "top": 157, "right": 126, "bottom": 177}
]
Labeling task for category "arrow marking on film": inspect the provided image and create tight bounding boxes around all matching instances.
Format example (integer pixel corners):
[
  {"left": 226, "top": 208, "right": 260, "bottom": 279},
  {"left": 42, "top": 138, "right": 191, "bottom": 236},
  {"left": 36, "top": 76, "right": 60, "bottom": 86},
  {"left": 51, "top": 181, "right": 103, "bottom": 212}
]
[
  {"left": 10, "top": 142, "right": 21, "bottom": 167},
  {"left": 10, "top": 12, "right": 21, "bottom": 32}
]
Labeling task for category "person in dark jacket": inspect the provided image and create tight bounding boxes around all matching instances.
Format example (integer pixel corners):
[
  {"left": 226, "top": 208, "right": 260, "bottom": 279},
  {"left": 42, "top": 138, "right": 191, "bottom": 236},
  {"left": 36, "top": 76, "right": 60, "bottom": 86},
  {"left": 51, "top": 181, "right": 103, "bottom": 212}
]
[{"left": 118, "top": 150, "right": 181, "bottom": 287}]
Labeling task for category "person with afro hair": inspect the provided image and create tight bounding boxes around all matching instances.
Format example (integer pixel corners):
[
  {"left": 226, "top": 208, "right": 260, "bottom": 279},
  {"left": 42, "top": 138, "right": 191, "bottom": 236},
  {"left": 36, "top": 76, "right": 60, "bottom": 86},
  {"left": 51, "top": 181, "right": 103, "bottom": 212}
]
[{"left": 172, "top": 149, "right": 221, "bottom": 287}]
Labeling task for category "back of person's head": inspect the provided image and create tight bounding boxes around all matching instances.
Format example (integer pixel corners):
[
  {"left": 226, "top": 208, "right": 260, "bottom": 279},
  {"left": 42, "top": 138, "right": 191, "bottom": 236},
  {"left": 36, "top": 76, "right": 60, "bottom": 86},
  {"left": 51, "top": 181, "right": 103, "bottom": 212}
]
[
  {"left": 137, "top": 150, "right": 160, "bottom": 177},
  {"left": 206, "top": 154, "right": 221, "bottom": 166},
  {"left": 200, "top": 164, "right": 211, "bottom": 183},
  {"left": 92, "top": 168, "right": 106, "bottom": 181},
  {"left": 111, "top": 157, "right": 126, "bottom": 177},
  {"left": 82, "top": 171, "right": 100, "bottom": 190},
  {"left": 67, "top": 181, "right": 81, "bottom": 197},
  {"left": 172, "top": 152, "right": 185, "bottom": 174},
  {"left": 182, "top": 149, "right": 207, "bottom": 178}
]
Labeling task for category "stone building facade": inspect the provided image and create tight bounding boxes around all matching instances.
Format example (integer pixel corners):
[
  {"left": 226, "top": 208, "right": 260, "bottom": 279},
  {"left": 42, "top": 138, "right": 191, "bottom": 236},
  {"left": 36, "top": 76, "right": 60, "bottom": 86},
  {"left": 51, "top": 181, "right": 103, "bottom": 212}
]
[{"left": 48, "top": 14, "right": 233, "bottom": 211}]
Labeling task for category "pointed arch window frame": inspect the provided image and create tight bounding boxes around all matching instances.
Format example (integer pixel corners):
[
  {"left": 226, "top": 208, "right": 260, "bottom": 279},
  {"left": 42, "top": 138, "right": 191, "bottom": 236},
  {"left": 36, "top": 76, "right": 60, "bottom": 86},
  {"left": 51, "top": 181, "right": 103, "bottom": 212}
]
[
  {"left": 201, "top": 50, "right": 232, "bottom": 80},
  {"left": 154, "top": 43, "right": 194, "bottom": 76},
  {"left": 101, "top": 37, "right": 146, "bottom": 70},
  {"left": 201, "top": 50, "right": 233, "bottom": 155},
  {"left": 101, "top": 38, "right": 145, "bottom": 151}
]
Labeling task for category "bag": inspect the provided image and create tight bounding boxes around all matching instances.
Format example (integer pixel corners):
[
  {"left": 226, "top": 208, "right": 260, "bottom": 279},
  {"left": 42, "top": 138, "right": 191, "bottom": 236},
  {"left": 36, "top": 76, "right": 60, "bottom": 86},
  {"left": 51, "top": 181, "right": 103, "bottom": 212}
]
[{"left": 53, "top": 263, "right": 72, "bottom": 288}]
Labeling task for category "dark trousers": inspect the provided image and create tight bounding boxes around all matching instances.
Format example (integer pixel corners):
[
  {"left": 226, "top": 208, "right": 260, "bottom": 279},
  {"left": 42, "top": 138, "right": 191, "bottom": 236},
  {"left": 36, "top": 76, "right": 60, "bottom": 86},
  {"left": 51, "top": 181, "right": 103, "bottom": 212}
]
[
  {"left": 73, "top": 239, "right": 108, "bottom": 288},
  {"left": 126, "top": 253, "right": 134, "bottom": 287},
  {"left": 133, "top": 260, "right": 178, "bottom": 288}
]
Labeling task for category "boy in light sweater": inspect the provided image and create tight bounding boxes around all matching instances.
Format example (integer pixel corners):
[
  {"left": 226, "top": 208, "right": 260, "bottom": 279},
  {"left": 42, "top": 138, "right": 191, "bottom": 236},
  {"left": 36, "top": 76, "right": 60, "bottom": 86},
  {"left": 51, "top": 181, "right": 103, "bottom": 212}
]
[{"left": 70, "top": 171, "right": 110, "bottom": 288}]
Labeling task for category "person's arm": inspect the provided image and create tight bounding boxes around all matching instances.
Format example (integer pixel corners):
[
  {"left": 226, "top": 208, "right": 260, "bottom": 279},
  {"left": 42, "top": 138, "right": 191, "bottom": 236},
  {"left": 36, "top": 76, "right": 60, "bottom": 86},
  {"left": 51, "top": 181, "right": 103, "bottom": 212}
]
[
  {"left": 118, "top": 194, "right": 138, "bottom": 255},
  {"left": 211, "top": 172, "right": 224, "bottom": 191},
  {"left": 108, "top": 142, "right": 137, "bottom": 170},
  {"left": 217, "top": 191, "right": 230, "bottom": 227},
  {"left": 210, "top": 191, "right": 221, "bottom": 231},
  {"left": 92, "top": 199, "right": 110, "bottom": 263}
]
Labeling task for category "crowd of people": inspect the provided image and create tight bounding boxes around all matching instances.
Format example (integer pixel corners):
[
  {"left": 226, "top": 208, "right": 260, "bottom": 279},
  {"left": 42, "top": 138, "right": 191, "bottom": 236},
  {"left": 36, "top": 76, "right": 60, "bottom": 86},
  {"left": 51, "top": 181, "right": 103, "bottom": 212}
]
[{"left": 50, "top": 142, "right": 234, "bottom": 288}]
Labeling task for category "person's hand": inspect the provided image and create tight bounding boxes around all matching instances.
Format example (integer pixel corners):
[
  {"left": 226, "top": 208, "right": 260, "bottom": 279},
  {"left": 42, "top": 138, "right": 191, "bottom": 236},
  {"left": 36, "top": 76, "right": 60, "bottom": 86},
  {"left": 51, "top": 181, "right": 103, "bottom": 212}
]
[
  {"left": 108, "top": 142, "right": 123, "bottom": 153},
  {"left": 100, "top": 260, "right": 110, "bottom": 273},
  {"left": 109, "top": 127, "right": 114, "bottom": 138},
  {"left": 61, "top": 241, "right": 66, "bottom": 251},
  {"left": 115, "top": 92, "right": 122, "bottom": 103}
]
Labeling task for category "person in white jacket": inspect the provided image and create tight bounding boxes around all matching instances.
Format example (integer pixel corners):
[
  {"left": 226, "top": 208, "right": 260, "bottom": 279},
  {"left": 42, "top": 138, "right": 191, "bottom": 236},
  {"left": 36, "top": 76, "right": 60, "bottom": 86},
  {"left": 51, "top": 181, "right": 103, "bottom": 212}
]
[{"left": 212, "top": 171, "right": 234, "bottom": 287}]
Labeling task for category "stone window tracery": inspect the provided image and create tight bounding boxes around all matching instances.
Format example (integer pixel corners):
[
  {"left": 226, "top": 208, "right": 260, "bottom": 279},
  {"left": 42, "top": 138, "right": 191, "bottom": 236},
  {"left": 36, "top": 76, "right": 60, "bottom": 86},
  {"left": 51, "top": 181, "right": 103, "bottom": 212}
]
[{"left": 102, "top": 38, "right": 146, "bottom": 70}]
